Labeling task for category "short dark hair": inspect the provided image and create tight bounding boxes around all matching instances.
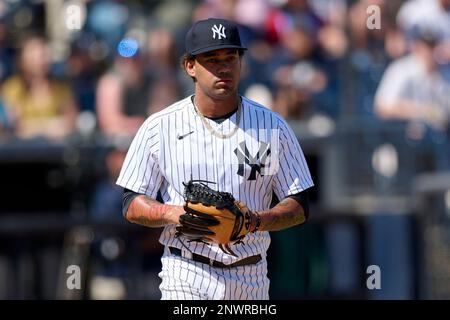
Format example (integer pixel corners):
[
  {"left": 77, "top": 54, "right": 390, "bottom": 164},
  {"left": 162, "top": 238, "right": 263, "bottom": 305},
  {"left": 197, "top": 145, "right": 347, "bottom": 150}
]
[
  {"left": 180, "top": 49, "right": 245, "bottom": 82},
  {"left": 180, "top": 53, "right": 197, "bottom": 82}
]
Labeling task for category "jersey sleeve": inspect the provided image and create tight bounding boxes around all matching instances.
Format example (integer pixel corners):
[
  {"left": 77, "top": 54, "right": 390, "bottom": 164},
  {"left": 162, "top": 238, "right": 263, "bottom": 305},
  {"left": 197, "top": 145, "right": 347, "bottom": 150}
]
[
  {"left": 116, "top": 117, "right": 163, "bottom": 198},
  {"left": 272, "top": 119, "right": 314, "bottom": 200}
]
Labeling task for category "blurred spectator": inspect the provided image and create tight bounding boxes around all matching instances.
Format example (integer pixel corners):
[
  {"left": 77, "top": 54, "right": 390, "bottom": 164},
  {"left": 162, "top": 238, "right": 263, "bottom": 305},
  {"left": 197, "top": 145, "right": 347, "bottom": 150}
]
[
  {"left": 0, "top": 19, "right": 15, "bottom": 82},
  {"left": 281, "top": 0, "right": 325, "bottom": 38},
  {"left": 374, "top": 29, "right": 450, "bottom": 131},
  {"left": 65, "top": 36, "right": 104, "bottom": 113},
  {"left": 269, "top": 24, "right": 328, "bottom": 119},
  {"left": 145, "top": 28, "right": 184, "bottom": 108},
  {"left": 190, "top": 0, "right": 341, "bottom": 120},
  {"left": 192, "top": 0, "right": 237, "bottom": 22},
  {"left": 348, "top": 0, "right": 406, "bottom": 60},
  {"left": 397, "top": 0, "right": 450, "bottom": 66},
  {"left": 310, "top": 0, "right": 348, "bottom": 60},
  {"left": 234, "top": 0, "right": 270, "bottom": 31},
  {"left": 146, "top": 28, "right": 178, "bottom": 77},
  {"left": 263, "top": 0, "right": 325, "bottom": 47},
  {"left": 96, "top": 52, "right": 152, "bottom": 138},
  {"left": 88, "top": 142, "right": 138, "bottom": 300},
  {"left": 397, "top": 0, "right": 450, "bottom": 42},
  {"left": 271, "top": 58, "right": 328, "bottom": 119},
  {"left": 349, "top": 0, "right": 394, "bottom": 54},
  {"left": 90, "top": 146, "right": 127, "bottom": 222},
  {"left": 346, "top": 0, "right": 405, "bottom": 117},
  {"left": 1, "top": 35, "right": 79, "bottom": 141},
  {"left": 85, "top": 0, "right": 130, "bottom": 50},
  {"left": 263, "top": 0, "right": 346, "bottom": 120},
  {"left": 97, "top": 28, "right": 182, "bottom": 138}
]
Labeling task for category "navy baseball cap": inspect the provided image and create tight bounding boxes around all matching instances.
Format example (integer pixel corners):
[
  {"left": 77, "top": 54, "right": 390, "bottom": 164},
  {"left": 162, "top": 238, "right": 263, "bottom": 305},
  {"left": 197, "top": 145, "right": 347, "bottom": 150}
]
[{"left": 185, "top": 18, "right": 247, "bottom": 56}]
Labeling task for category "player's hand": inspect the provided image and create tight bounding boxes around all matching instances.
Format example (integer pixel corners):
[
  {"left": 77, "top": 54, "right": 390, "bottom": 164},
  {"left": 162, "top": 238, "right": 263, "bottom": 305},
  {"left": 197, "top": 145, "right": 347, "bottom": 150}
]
[
  {"left": 167, "top": 205, "right": 186, "bottom": 225},
  {"left": 235, "top": 201, "right": 260, "bottom": 233}
]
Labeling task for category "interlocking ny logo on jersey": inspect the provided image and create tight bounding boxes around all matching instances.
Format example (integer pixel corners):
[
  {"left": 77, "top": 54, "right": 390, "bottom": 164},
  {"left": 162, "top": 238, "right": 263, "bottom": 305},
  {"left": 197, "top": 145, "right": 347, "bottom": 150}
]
[
  {"left": 234, "top": 141, "right": 271, "bottom": 181},
  {"left": 211, "top": 24, "right": 226, "bottom": 39}
]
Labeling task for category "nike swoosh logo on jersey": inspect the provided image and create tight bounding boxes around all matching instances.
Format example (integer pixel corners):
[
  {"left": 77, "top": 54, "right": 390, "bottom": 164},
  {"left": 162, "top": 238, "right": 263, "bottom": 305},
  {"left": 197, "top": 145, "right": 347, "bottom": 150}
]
[{"left": 177, "top": 131, "right": 194, "bottom": 140}]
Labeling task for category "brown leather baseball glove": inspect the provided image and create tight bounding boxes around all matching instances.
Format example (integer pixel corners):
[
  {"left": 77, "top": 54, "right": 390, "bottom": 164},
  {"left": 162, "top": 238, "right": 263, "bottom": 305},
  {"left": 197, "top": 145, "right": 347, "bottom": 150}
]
[{"left": 175, "top": 180, "right": 256, "bottom": 246}]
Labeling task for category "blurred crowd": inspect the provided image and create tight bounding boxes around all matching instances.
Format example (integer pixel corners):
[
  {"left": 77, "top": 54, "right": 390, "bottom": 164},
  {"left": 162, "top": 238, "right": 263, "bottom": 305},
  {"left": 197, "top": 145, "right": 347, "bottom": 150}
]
[
  {"left": 0, "top": 0, "right": 448, "bottom": 191},
  {"left": 0, "top": 0, "right": 448, "bottom": 139},
  {"left": 0, "top": 0, "right": 450, "bottom": 299}
]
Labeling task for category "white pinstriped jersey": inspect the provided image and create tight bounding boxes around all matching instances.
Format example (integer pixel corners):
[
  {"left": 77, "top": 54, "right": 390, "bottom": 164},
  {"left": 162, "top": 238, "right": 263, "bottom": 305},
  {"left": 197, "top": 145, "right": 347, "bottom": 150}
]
[{"left": 116, "top": 95, "right": 314, "bottom": 266}]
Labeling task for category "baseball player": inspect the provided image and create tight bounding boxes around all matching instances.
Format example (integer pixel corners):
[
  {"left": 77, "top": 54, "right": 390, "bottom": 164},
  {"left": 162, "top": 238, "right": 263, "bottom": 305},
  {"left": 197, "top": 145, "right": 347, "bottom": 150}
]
[{"left": 117, "top": 18, "right": 314, "bottom": 300}]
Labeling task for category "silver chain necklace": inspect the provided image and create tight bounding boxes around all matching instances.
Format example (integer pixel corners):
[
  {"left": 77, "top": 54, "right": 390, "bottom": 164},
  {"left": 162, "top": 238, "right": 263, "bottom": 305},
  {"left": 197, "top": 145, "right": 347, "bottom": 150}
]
[{"left": 194, "top": 97, "right": 242, "bottom": 139}]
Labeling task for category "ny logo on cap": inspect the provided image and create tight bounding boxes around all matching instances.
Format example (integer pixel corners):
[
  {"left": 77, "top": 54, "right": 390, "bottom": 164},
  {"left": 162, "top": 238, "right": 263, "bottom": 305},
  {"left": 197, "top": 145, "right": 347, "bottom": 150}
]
[{"left": 211, "top": 24, "right": 226, "bottom": 40}]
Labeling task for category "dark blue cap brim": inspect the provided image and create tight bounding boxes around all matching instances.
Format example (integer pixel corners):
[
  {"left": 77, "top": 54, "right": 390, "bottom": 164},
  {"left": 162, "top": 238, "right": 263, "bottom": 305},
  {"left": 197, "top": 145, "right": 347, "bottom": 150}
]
[{"left": 189, "top": 44, "right": 247, "bottom": 56}]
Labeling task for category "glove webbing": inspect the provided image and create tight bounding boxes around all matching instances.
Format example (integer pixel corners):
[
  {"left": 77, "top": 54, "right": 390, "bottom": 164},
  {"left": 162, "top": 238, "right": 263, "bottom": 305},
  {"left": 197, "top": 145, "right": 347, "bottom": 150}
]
[{"left": 183, "top": 180, "right": 235, "bottom": 209}]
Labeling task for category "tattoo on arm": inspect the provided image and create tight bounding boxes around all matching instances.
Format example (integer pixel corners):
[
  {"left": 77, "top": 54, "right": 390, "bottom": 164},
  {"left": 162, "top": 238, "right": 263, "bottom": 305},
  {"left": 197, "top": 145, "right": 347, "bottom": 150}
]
[
  {"left": 134, "top": 215, "right": 167, "bottom": 228},
  {"left": 127, "top": 196, "right": 175, "bottom": 228},
  {"left": 259, "top": 197, "right": 306, "bottom": 231}
]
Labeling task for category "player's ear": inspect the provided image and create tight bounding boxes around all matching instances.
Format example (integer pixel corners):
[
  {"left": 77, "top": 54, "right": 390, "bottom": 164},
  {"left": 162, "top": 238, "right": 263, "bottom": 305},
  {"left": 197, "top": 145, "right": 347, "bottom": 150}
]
[{"left": 185, "top": 59, "right": 196, "bottom": 78}]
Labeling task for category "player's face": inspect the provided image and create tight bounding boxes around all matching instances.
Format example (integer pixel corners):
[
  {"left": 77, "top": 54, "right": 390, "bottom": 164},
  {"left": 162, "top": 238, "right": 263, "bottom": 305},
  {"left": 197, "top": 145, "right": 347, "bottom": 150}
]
[{"left": 187, "top": 48, "right": 241, "bottom": 100}]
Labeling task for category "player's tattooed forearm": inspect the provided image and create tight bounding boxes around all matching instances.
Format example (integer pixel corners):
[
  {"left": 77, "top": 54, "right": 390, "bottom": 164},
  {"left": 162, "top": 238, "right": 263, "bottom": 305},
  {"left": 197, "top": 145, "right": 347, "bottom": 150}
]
[
  {"left": 263, "top": 211, "right": 300, "bottom": 230},
  {"left": 260, "top": 198, "right": 304, "bottom": 231},
  {"left": 129, "top": 196, "right": 171, "bottom": 227},
  {"left": 134, "top": 215, "right": 166, "bottom": 228}
]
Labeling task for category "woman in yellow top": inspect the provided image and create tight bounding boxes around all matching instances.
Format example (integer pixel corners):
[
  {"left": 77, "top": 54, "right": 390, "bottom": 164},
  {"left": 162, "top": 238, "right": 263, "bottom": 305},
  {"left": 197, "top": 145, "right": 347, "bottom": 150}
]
[{"left": 2, "top": 35, "right": 79, "bottom": 141}]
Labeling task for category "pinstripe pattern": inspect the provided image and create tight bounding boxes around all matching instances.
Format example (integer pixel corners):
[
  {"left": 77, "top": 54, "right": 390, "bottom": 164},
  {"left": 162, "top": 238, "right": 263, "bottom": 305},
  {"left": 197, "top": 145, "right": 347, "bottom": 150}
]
[
  {"left": 158, "top": 247, "right": 269, "bottom": 300},
  {"left": 117, "top": 95, "right": 313, "bottom": 299}
]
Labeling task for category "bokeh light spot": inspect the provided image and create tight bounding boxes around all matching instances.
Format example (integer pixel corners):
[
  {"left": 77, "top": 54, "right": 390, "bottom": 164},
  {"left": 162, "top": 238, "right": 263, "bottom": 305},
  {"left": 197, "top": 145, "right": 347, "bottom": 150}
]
[{"left": 117, "top": 38, "right": 139, "bottom": 58}]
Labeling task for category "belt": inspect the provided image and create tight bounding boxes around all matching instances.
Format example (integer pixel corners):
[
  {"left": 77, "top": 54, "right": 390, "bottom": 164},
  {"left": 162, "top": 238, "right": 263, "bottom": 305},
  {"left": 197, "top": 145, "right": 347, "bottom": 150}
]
[{"left": 168, "top": 247, "right": 261, "bottom": 269}]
